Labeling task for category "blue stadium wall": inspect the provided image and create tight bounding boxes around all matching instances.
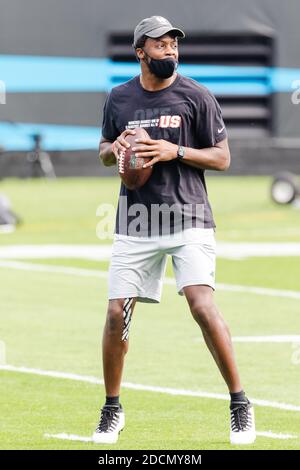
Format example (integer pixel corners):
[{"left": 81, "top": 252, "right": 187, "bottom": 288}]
[{"left": 0, "top": 0, "right": 300, "bottom": 176}]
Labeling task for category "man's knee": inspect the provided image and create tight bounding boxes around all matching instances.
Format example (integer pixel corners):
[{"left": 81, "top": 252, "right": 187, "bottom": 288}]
[
  {"left": 106, "top": 301, "right": 124, "bottom": 334},
  {"left": 189, "top": 297, "right": 222, "bottom": 330},
  {"left": 105, "top": 298, "right": 135, "bottom": 340}
]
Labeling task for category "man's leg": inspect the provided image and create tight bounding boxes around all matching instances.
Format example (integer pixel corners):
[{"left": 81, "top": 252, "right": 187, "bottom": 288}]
[
  {"left": 102, "top": 297, "right": 137, "bottom": 397},
  {"left": 184, "top": 285, "right": 241, "bottom": 392},
  {"left": 93, "top": 297, "right": 137, "bottom": 444},
  {"left": 183, "top": 284, "right": 255, "bottom": 444}
]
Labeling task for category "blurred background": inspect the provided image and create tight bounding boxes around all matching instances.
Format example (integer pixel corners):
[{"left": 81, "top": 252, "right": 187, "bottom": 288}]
[
  {"left": 1, "top": 0, "right": 300, "bottom": 450},
  {"left": 1, "top": 0, "right": 300, "bottom": 178}
]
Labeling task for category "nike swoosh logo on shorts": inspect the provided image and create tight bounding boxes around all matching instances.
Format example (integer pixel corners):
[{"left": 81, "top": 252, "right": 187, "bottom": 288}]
[{"left": 217, "top": 126, "right": 225, "bottom": 134}]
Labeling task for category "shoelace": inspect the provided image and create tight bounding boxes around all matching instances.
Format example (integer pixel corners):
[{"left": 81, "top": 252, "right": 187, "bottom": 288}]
[
  {"left": 96, "top": 407, "right": 120, "bottom": 433},
  {"left": 231, "top": 402, "right": 251, "bottom": 431}
]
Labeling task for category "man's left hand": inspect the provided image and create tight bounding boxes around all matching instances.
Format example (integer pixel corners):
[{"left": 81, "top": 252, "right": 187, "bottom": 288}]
[{"left": 132, "top": 138, "right": 178, "bottom": 168}]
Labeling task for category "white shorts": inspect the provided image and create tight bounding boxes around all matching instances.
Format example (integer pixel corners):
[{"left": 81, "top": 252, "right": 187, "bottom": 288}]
[{"left": 108, "top": 228, "right": 216, "bottom": 303}]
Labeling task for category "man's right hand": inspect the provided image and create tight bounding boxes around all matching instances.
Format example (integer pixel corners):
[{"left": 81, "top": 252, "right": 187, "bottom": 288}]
[{"left": 112, "top": 129, "right": 136, "bottom": 159}]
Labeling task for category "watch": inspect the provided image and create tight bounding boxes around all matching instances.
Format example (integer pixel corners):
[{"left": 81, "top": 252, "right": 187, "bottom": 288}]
[{"left": 177, "top": 145, "right": 185, "bottom": 160}]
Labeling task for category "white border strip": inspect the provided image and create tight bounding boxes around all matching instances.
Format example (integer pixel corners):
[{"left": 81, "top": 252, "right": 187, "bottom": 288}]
[
  {"left": 0, "top": 260, "right": 300, "bottom": 300},
  {"left": 2, "top": 242, "right": 300, "bottom": 259},
  {"left": 256, "top": 431, "right": 297, "bottom": 440},
  {"left": 195, "top": 335, "right": 300, "bottom": 344},
  {"left": 44, "top": 431, "right": 298, "bottom": 442},
  {"left": 45, "top": 433, "right": 93, "bottom": 443},
  {"left": 232, "top": 335, "right": 300, "bottom": 343},
  {"left": 1, "top": 364, "right": 300, "bottom": 412}
]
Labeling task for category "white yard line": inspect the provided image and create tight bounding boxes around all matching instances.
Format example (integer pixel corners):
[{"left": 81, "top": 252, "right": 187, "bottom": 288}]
[
  {"left": 1, "top": 242, "right": 300, "bottom": 260},
  {"left": 256, "top": 431, "right": 298, "bottom": 440},
  {"left": 0, "top": 259, "right": 300, "bottom": 300},
  {"left": 44, "top": 433, "right": 93, "bottom": 443},
  {"left": 221, "top": 228, "right": 300, "bottom": 238},
  {"left": 1, "top": 364, "right": 300, "bottom": 412},
  {"left": 216, "top": 283, "right": 300, "bottom": 300},
  {"left": 195, "top": 336, "right": 300, "bottom": 344},
  {"left": 0, "top": 245, "right": 112, "bottom": 261},
  {"left": 216, "top": 242, "right": 300, "bottom": 259},
  {"left": 0, "top": 259, "right": 108, "bottom": 278},
  {"left": 44, "top": 431, "right": 298, "bottom": 443}
]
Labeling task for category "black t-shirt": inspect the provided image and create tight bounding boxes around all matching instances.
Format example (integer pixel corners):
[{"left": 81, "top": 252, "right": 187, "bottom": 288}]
[{"left": 101, "top": 73, "right": 227, "bottom": 236}]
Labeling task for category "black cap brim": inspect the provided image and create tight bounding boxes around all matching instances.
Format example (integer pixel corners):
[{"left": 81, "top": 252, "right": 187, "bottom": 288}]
[{"left": 145, "top": 26, "right": 185, "bottom": 40}]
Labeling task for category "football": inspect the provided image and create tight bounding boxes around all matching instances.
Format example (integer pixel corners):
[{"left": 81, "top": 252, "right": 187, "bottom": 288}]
[{"left": 118, "top": 127, "right": 153, "bottom": 190}]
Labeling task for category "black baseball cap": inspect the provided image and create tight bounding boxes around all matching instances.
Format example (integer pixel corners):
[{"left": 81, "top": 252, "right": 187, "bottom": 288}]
[{"left": 133, "top": 16, "right": 185, "bottom": 47}]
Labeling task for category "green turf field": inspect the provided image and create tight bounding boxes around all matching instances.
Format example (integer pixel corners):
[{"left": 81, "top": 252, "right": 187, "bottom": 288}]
[{"left": 0, "top": 176, "right": 300, "bottom": 450}]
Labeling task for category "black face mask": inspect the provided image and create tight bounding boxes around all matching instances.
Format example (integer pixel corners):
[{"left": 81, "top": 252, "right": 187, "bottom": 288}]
[{"left": 143, "top": 51, "right": 178, "bottom": 79}]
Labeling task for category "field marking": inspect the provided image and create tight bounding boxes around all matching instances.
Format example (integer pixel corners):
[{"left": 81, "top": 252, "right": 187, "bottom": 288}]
[
  {"left": 213, "top": 283, "right": 300, "bottom": 300},
  {"left": 0, "top": 260, "right": 108, "bottom": 279},
  {"left": 45, "top": 433, "right": 93, "bottom": 443},
  {"left": 221, "top": 228, "right": 300, "bottom": 238},
  {"left": 1, "top": 364, "right": 300, "bottom": 412},
  {"left": 44, "top": 431, "right": 298, "bottom": 443},
  {"left": 0, "top": 245, "right": 112, "bottom": 261},
  {"left": 217, "top": 242, "right": 300, "bottom": 259},
  {"left": 1, "top": 242, "right": 300, "bottom": 260},
  {"left": 195, "top": 335, "right": 300, "bottom": 344},
  {"left": 256, "top": 431, "right": 298, "bottom": 440},
  {"left": 1, "top": 259, "right": 300, "bottom": 301},
  {"left": 0, "top": 340, "right": 6, "bottom": 365}
]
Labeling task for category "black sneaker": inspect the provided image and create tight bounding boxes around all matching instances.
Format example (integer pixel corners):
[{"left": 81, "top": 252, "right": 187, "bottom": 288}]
[
  {"left": 230, "top": 399, "right": 256, "bottom": 444},
  {"left": 93, "top": 404, "right": 125, "bottom": 444}
]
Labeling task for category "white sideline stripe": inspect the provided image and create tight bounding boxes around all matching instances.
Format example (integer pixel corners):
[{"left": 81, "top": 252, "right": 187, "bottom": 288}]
[
  {"left": 0, "top": 260, "right": 108, "bottom": 279},
  {"left": 2, "top": 242, "right": 300, "bottom": 260},
  {"left": 217, "top": 242, "right": 300, "bottom": 259},
  {"left": 0, "top": 245, "right": 112, "bottom": 261},
  {"left": 45, "top": 433, "right": 93, "bottom": 443},
  {"left": 1, "top": 259, "right": 300, "bottom": 301},
  {"left": 216, "top": 283, "right": 300, "bottom": 300},
  {"left": 220, "top": 228, "right": 300, "bottom": 237},
  {"left": 44, "top": 431, "right": 297, "bottom": 443},
  {"left": 1, "top": 364, "right": 300, "bottom": 412},
  {"left": 256, "top": 431, "right": 298, "bottom": 440},
  {"left": 195, "top": 335, "right": 300, "bottom": 344},
  {"left": 0, "top": 364, "right": 105, "bottom": 385}
]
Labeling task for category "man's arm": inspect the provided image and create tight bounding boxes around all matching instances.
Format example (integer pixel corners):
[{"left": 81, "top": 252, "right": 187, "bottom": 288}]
[
  {"left": 133, "top": 137, "right": 231, "bottom": 171},
  {"left": 180, "top": 138, "right": 231, "bottom": 171},
  {"left": 99, "top": 137, "right": 116, "bottom": 167}
]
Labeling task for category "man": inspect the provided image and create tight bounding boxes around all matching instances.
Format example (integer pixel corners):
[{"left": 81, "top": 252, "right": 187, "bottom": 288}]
[{"left": 94, "top": 16, "right": 256, "bottom": 446}]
